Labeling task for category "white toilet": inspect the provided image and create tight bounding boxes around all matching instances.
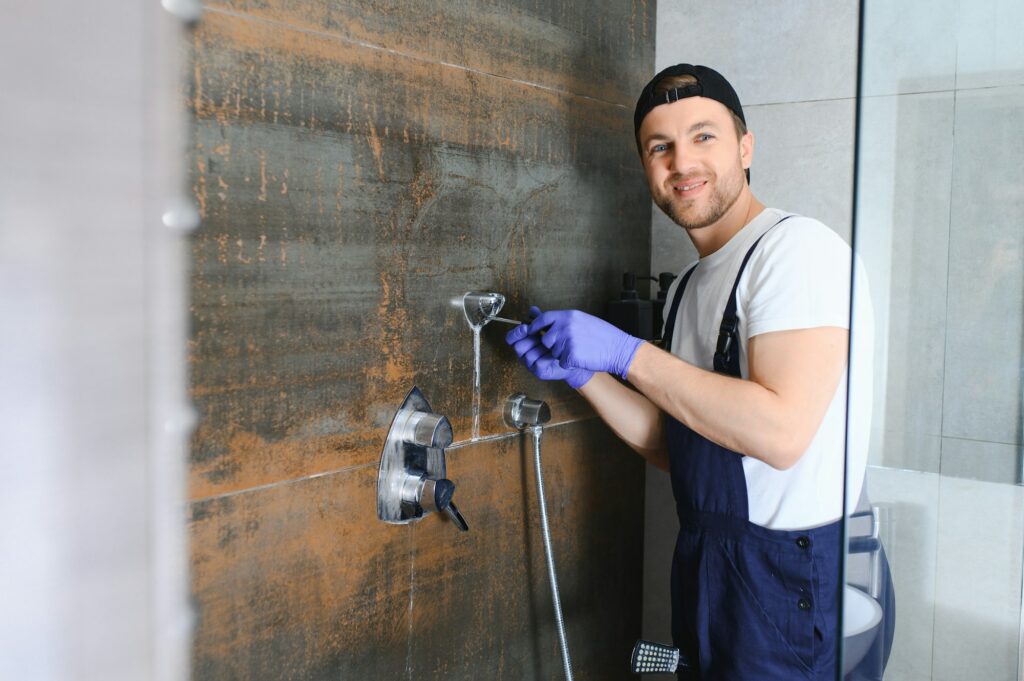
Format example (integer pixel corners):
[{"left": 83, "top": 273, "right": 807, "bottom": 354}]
[{"left": 843, "top": 585, "right": 884, "bottom": 675}]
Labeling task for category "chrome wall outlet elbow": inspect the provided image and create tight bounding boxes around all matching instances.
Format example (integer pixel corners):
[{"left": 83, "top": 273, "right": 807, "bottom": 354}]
[
  {"left": 462, "top": 291, "right": 506, "bottom": 328},
  {"left": 504, "top": 393, "right": 551, "bottom": 430}
]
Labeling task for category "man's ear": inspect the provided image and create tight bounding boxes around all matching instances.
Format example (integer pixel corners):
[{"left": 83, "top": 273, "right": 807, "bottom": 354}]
[{"left": 741, "top": 130, "right": 755, "bottom": 171}]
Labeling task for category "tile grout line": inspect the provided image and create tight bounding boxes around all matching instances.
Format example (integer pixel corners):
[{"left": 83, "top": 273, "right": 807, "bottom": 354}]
[
  {"left": 201, "top": 6, "right": 630, "bottom": 111},
  {"left": 881, "top": 430, "right": 1021, "bottom": 448},
  {"left": 743, "top": 81, "right": 1021, "bottom": 112},
  {"left": 188, "top": 462, "right": 376, "bottom": 505},
  {"left": 188, "top": 418, "right": 594, "bottom": 504},
  {"left": 448, "top": 417, "right": 592, "bottom": 450}
]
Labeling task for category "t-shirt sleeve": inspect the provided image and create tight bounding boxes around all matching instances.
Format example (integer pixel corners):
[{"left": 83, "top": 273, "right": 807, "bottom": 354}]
[
  {"left": 663, "top": 260, "right": 699, "bottom": 326},
  {"left": 742, "top": 218, "right": 853, "bottom": 337}
]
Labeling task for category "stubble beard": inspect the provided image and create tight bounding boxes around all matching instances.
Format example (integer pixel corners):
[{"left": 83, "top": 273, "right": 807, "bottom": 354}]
[{"left": 654, "top": 165, "right": 744, "bottom": 232}]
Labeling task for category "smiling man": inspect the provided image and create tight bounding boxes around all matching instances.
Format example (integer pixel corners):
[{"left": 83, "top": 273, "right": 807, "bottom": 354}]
[{"left": 506, "top": 64, "right": 876, "bottom": 679}]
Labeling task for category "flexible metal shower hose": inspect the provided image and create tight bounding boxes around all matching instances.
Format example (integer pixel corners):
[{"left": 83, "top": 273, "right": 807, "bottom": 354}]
[{"left": 532, "top": 425, "right": 574, "bottom": 680}]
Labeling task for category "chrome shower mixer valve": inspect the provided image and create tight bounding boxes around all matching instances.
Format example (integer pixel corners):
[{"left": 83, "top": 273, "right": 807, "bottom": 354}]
[{"left": 376, "top": 387, "right": 468, "bottom": 532}]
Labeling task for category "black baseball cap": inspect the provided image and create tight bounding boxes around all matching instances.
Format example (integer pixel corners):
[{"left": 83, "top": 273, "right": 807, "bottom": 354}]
[{"left": 634, "top": 64, "right": 748, "bottom": 176}]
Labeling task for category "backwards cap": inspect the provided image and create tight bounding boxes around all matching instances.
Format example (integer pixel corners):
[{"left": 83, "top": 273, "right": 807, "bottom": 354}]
[{"left": 633, "top": 64, "right": 748, "bottom": 180}]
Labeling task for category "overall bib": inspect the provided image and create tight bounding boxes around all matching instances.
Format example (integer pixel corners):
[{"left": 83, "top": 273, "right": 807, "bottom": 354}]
[{"left": 662, "top": 218, "right": 842, "bottom": 680}]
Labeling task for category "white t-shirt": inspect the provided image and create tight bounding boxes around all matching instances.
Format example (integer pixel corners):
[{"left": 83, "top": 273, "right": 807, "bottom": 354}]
[{"left": 664, "top": 207, "right": 873, "bottom": 530}]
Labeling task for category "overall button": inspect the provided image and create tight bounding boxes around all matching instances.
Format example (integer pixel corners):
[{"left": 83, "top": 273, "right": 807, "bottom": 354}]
[
  {"left": 797, "top": 598, "right": 812, "bottom": 611},
  {"left": 796, "top": 536, "right": 811, "bottom": 549}
]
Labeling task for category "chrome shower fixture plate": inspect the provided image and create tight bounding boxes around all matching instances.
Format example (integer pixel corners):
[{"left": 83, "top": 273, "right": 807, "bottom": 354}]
[
  {"left": 376, "top": 387, "right": 468, "bottom": 531},
  {"left": 460, "top": 291, "right": 520, "bottom": 328}
]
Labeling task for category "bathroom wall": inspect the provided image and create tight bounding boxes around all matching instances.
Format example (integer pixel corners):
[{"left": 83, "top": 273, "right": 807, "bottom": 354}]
[
  {"left": 858, "top": 0, "right": 1024, "bottom": 484},
  {"left": 854, "top": 1, "right": 1024, "bottom": 679},
  {"left": 644, "top": 0, "right": 860, "bottom": 646},
  {"left": 186, "top": 2, "right": 654, "bottom": 679},
  {"left": 866, "top": 468, "right": 1023, "bottom": 681}
]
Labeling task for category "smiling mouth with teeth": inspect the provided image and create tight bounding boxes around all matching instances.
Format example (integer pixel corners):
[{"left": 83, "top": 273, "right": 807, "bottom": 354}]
[{"left": 675, "top": 180, "right": 707, "bottom": 192}]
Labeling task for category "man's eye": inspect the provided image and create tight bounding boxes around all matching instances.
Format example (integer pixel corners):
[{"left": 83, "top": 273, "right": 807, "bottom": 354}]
[
  {"left": 696, "top": 133, "right": 714, "bottom": 143},
  {"left": 651, "top": 143, "right": 668, "bottom": 153}
]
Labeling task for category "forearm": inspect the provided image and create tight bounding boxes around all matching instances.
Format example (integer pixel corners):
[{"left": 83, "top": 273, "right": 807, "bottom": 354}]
[
  {"left": 628, "top": 342, "right": 813, "bottom": 469},
  {"left": 516, "top": 306, "right": 846, "bottom": 469},
  {"left": 578, "top": 372, "right": 668, "bottom": 470}
]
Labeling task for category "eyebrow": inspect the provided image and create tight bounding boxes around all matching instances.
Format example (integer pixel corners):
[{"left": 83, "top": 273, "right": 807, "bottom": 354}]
[
  {"left": 690, "top": 120, "right": 719, "bottom": 132},
  {"left": 641, "top": 120, "right": 721, "bottom": 148}
]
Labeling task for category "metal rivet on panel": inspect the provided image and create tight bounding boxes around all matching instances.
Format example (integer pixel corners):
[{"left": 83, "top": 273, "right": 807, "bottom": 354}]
[
  {"left": 161, "top": 199, "right": 201, "bottom": 233},
  {"left": 161, "top": 0, "right": 203, "bottom": 24}
]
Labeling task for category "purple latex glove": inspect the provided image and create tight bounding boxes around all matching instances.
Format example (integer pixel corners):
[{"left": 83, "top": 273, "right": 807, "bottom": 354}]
[
  {"left": 506, "top": 306, "right": 593, "bottom": 389},
  {"left": 527, "top": 308, "right": 643, "bottom": 380}
]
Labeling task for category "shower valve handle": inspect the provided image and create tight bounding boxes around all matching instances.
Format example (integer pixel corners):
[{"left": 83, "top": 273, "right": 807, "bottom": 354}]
[
  {"left": 445, "top": 502, "right": 469, "bottom": 532},
  {"left": 422, "top": 477, "right": 469, "bottom": 532}
]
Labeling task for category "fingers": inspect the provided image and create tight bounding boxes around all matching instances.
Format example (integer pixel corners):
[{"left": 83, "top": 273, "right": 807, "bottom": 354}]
[
  {"left": 511, "top": 335, "right": 559, "bottom": 375},
  {"left": 510, "top": 334, "right": 543, "bottom": 360},
  {"left": 505, "top": 323, "right": 530, "bottom": 344},
  {"left": 511, "top": 333, "right": 563, "bottom": 381},
  {"left": 541, "top": 328, "right": 568, "bottom": 360},
  {"left": 538, "top": 323, "right": 560, "bottom": 350},
  {"left": 531, "top": 356, "right": 564, "bottom": 381},
  {"left": 527, "top": 310, "right": 559, "bottom": 335},
  {"left": 521, "top": 344, "right": 550, "bottom": 370},
  {"left": 506, "top": 306, "right": 544, "bottom": 344}
]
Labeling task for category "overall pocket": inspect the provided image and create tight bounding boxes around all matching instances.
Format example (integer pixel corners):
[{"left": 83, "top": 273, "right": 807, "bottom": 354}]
[{"left": 704, "top": 535, "right": 816, "bottom": 679}]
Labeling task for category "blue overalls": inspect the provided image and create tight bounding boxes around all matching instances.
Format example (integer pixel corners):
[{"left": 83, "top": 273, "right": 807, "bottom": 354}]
[{"left": 661, "top": 218, "right": 842, "bottom": 680}]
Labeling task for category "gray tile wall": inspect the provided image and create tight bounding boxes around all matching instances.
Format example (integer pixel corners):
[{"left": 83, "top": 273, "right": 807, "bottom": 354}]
[
  {"left": 858, "top": 0, "right": 1024, "bottom": 670},
  {"left": 868, "top": 466, "right": 1024, "bottom": 681},
  {"left": 858, "top": 0, "right": 1024, "bottom": 484}
]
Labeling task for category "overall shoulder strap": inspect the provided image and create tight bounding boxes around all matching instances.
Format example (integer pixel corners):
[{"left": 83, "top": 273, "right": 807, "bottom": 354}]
[
  {"left": 660, "top": 262, "right": 698, "bottom": 352},
  {"left": 713, "top": 214, "right": 797, "bottom": 375}
]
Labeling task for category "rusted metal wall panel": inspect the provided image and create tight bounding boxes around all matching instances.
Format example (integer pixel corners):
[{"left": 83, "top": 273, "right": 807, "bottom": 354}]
[
  {"left": 189, "top": 9, "right": 651, "bottom": 497},
  {"left": 203, "top": 0, "right": 653, "bottom": 105},
  {"left": 188, "top": 1, "right": 653, "bottom": 678},
  {"left": 191, "top": 465, "right": 413, "bottom": 680},
  {"left": 191, "top": 421, "right": 645, "bottom": 680}
]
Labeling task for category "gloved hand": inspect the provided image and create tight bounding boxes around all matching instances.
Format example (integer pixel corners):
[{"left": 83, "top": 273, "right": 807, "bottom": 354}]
[
  {"left": 527, "top": 308, "right": 644, "bottom": 380},
  {"left": 506, "top": 306, "right": 593, "bottom": 389}
]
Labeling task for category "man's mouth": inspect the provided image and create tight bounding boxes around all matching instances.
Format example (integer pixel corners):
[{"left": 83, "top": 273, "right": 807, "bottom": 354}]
[{"left": 672, "top": 179, "right": 707, "bottom": 196}]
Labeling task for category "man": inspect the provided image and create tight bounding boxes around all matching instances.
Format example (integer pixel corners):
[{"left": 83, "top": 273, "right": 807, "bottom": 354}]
[{"left": 506, "top": 64, "right": 876, "bottom": 679}]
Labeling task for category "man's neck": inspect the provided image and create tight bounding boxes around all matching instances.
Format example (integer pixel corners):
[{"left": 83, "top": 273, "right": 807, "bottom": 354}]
[{"left": 689, "top": 189, "right": 765, "bottom": 258}]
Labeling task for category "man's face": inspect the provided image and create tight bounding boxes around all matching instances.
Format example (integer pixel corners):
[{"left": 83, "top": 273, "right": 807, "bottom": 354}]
[{"left": 638, "top": 96, "right": 753, "bottom": 231}]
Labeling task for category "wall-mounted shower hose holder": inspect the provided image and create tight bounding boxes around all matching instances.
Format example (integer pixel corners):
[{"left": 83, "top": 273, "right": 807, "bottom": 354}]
[
  {"left": 504, "top": 393, "right": 551, "bottom": 429},
  {"left": 377, "top": 387, "right": 468, "bottom": 531}
]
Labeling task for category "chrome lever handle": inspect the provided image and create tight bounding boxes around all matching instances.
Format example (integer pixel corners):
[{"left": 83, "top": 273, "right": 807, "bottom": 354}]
[
  {"left": 445, "top": 502, "right": 469, "bottom": 532},
  {"left": 421, "top": 478, "right": 469, "bottom": 532}
]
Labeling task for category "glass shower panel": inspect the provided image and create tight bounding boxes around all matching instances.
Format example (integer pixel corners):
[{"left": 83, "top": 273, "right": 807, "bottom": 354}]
[{"left": 847, "top": 0, "right": 1024, "bottom": 679}]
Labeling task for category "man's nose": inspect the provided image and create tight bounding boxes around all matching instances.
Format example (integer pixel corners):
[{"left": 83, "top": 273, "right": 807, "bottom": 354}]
[{"left": 668, "top": 146, "right": 697, "bottom": 175}]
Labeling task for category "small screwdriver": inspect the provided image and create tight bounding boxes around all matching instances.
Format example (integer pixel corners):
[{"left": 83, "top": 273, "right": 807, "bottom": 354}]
[{"left": 487, "top": 316, "right": 523, "bottom": 326}]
